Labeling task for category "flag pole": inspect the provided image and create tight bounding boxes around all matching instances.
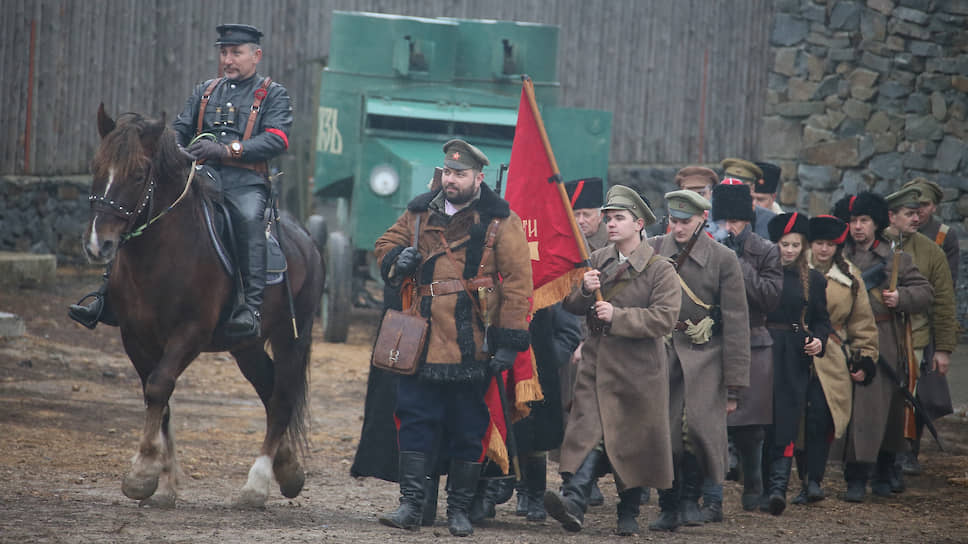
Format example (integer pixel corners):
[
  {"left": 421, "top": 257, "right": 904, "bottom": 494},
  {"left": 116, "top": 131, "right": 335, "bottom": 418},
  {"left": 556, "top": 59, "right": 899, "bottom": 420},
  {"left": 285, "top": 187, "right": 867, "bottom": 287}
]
[{"left": 521, "top": 75, "right": 602, "bottom": 302}]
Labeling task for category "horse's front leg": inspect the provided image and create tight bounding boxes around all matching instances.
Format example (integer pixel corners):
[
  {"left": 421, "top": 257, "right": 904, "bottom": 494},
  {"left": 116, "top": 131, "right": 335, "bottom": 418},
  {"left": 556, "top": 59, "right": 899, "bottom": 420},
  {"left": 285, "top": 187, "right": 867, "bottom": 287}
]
[
  {"left": 137, "top": 404, "right": 180, "bottom": 508},
  {"left": 122, "top": 345, "right": 196, "bottom": 502}
]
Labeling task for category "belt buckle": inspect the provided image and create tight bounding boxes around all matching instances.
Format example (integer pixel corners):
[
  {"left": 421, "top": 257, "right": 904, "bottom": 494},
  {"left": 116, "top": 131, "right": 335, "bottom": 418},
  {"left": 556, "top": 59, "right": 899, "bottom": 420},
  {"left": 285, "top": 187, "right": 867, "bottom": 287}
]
[
  {"left": 791, "top": 323, "right": 801, "bottom": 333},
  {"left": 428, "top": 281, "right": 442, "bottom": 297}
]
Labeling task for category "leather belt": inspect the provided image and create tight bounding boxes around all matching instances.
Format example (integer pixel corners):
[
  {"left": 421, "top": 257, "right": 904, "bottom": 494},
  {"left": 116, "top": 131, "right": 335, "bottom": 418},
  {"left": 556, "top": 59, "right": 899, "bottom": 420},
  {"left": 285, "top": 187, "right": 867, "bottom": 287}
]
[
  {"left": 219, "top": 158, "right": 268, "bottom": 175},
  {"left": 417, "top": 276, "right": 495, "bottom": 297},
  {"left": 766, "top": 321, "right": 803, "bottom": 332},
  {"left": 873, "top": 313, "right": 893, "bottom": 323}
]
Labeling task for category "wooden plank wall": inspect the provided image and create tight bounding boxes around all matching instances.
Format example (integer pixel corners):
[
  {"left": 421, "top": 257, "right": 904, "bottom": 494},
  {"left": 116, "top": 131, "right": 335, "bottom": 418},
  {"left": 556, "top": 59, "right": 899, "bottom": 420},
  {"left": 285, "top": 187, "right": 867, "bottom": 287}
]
[{"left": 2, "top": 0, "right": 773, "bottom": 181}]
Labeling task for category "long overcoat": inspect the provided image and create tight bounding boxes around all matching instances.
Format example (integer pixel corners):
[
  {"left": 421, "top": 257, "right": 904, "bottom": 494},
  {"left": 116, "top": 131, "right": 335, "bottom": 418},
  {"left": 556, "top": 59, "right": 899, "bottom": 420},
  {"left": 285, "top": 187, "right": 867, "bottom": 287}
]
[
  {"left": 807, "top": 255, "right": 879, "bottom": 440},
  {"left": 918, "top": 215, "right": 960, "bottom": 285},
  {"left": 374, "top": 184, "right": 533, "bottom": 382},
  {"left": 651, "top": 233, "right": 750, "bottom": 482},
  {"left": 727, "top": 228, "right": 783, "bottom": 427},
  {"left": 883, "top": 228, "right": 957, "bottom": 354},
  {"left": 560, "top": 239, "right": 681, "bottom": 490},
  {"left": 766, "top": 267, "right": 832, "bottom": 448},
  {"left": 844, "top": 240, "right": 933, "bottom": 461}
]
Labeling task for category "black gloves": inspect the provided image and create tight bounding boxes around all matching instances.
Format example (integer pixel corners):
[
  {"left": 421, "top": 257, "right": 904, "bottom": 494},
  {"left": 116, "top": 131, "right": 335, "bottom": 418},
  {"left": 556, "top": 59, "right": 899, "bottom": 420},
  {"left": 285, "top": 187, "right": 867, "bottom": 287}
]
[
  {"left": 393, "top": 247, "right": 422, "bottom": 278},
  {"left": 187, "top": 139, "right": 229, "bottom": 161},
  {"left": 489, "top": 348, "right": 517, "bottom": 373},
  {"left": 177, "top": 144, "right": 197, "bottom": 162}
]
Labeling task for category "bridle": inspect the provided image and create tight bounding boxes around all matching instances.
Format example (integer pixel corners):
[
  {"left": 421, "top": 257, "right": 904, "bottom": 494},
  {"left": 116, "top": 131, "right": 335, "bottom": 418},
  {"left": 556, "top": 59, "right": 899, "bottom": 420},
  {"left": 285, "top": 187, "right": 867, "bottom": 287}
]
[{"left": 88, "top": 160, "right": 197, "bottom": 243}]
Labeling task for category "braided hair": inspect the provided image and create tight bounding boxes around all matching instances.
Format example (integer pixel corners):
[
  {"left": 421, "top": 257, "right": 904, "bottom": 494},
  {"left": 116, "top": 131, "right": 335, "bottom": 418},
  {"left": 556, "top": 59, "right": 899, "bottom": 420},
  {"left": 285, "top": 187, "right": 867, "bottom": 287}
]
[{"left": 832, "top": 245, "right": 859, "bottom": 298}]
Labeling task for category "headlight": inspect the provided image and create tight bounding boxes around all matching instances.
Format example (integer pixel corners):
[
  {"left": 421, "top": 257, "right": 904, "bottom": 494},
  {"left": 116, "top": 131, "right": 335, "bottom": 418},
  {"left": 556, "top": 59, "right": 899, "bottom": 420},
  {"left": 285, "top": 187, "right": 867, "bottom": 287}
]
[{"left": 369, "top": 164, "right": 399, "bottom": 196}]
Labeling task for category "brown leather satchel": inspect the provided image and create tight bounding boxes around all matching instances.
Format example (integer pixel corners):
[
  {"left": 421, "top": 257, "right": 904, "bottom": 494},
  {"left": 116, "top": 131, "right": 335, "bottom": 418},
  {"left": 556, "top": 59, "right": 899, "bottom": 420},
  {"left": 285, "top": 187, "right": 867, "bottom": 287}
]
[{"left": 371, "top": 215, "right": 428, "bottom": 375}]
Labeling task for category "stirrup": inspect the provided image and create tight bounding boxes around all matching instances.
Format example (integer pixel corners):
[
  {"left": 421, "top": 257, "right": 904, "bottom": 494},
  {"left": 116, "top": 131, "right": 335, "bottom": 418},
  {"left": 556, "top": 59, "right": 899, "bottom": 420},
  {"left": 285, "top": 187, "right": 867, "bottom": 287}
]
[{"left": 68, "top": 292, "right": 105, "bottom": 329}]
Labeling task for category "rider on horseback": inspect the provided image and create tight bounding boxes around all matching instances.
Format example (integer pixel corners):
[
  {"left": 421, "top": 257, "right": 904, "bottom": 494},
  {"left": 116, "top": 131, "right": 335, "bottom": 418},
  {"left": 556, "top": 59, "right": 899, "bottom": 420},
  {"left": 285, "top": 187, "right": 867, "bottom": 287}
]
[{"left": 70, "top": 23, "right": 292, "bottom": 339}]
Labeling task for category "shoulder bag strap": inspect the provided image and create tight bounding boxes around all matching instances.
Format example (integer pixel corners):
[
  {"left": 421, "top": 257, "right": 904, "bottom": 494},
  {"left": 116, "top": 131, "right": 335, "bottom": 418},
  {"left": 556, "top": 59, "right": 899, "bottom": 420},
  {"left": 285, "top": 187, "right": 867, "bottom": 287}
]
[{"left": 935, "top": 223, "right": 949, "bottom": 246}]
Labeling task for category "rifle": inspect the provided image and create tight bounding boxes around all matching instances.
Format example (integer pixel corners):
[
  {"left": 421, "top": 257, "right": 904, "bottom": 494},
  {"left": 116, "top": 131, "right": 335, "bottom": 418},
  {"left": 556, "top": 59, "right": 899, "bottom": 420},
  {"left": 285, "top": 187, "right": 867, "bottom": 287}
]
[
  {"left": 885, "top": 234, "right": 919, "bottom": 441},
  {"left": 673, "top": 220, "right": 706, "bottom": 270},
  {"left": 876, "top": 356, "right": 945, "bottom": 451}
]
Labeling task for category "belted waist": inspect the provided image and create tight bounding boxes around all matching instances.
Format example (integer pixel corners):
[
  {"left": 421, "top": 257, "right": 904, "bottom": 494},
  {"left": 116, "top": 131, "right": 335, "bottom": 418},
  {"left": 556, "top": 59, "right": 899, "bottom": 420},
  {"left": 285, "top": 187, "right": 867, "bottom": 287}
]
[
  {"left": 219, "top": 158, "right": 269, "bottom": 175},
  {"left": 828, "top": 327, "right": 845, "bottom": 346},
  {"left": 417, "top": 276, "right": 495, "bottom": 297},
  {"left": 766, "top": 321, "right": 804, "bottom": 332}
]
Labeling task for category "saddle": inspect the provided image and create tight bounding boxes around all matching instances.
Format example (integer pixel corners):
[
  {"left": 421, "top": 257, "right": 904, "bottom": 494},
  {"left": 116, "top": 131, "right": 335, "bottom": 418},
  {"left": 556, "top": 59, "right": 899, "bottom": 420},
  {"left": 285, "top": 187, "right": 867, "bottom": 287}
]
[{"left": 195, "top": 165, "right": 287, "bottom": 285}]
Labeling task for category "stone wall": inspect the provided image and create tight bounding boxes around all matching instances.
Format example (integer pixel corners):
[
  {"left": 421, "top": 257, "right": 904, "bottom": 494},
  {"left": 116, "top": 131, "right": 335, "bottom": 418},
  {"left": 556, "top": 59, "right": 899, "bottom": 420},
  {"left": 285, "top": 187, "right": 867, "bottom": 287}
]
[
  {"left": 0, "top": 177, "right": 92, "bottom": 265},
  {"left": 764, "top": 0, "right": 968, "bottom": 228}
]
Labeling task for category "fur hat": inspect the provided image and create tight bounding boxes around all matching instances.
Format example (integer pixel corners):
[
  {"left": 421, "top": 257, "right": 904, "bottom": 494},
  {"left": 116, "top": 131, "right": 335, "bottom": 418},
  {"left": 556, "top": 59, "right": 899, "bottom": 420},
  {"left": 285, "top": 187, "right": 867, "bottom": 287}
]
[
  {"left": 832, "top": 191, "right": 889, "bottom": 233},
  {"left": 808, "top": 215, "right": 849, "bottom": 244},
  {"left": 753, "top": 161, "right": 781, "bottom": 194},
  {"left": 564, "top": 177, "right": 604, "bottom": 210},
  {"left": 711, "top": 180, "right": 754, "bottom": 222},
  {"left": 768, "top": 212, "right": 810, "bottom": 243}
]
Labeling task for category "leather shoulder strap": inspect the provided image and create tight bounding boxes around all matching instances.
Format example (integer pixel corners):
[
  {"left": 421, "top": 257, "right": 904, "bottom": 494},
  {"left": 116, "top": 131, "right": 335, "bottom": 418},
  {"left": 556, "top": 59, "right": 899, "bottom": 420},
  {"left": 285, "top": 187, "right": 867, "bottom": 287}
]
[
  {"left": 476, "top": 218, "right": 501, "bottom": 279},
  {"left": 196, "top": 78, "right": 224, "bottom": 135},
  {"left": 242, "top": 77, "right": 272, "bottom": 141}
]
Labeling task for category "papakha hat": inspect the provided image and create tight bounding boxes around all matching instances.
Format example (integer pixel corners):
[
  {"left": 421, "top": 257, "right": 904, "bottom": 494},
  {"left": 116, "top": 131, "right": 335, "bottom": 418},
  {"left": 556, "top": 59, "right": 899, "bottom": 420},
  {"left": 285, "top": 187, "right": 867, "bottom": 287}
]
[
  {"left": 832, "top": 191, "right": 889, "bottom": 232},
  {"left": 808, "top": 215, "right": 848, "bottom": 244},
  {"left": 564, "top": 178, "right": 604, "bottom": 210},
  {"left": 768, "top": 212, "right": 810, "bottom": 243},
  {"left": 711, "top": 179, "right": 754, "bottom": 222},
  {"left": 753, "top": 161, "right": 781, "bottom": 194}
]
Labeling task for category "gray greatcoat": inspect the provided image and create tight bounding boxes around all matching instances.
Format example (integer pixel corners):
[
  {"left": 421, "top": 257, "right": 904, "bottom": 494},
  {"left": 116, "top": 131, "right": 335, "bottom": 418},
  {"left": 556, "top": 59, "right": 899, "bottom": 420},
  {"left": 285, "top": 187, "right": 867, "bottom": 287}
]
[
  {"left": 560, "top": 239, "right": 681, "bottom": 490},
  {"left": 651, "top": 233, "right": 751, "bottom": 482},
  {"left": 844, "top": 239, "right": 933, "bottom": 462},
  {"left": 727, "top": 228, "right": 783, "bottom": 427}
]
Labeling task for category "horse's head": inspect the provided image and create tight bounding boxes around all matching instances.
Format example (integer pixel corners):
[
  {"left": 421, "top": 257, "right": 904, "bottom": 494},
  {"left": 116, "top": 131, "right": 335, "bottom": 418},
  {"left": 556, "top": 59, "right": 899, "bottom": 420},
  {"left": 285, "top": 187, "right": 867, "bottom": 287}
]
[{"left": 84, "top": 104, "right": 183, "bottom": 262}]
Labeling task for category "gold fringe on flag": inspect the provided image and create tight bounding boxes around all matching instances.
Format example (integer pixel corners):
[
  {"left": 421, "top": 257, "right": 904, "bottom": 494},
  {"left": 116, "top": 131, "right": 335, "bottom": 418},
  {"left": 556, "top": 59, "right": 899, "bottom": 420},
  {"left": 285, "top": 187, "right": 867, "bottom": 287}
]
[
  {"left": 513, "top": 346, "right": 544, "bottom": 419},
  {"left": 485, "top": 421, "right": 510, "bottom": 474},
  {"left": 531, "top": 267, "right": 586, "bottom": 312}
]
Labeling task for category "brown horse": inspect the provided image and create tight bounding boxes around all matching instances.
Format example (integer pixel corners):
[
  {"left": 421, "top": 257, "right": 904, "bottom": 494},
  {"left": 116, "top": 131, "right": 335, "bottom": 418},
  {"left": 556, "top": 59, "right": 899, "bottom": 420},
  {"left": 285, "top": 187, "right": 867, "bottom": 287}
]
[{"left": 82, "top": 105, "right": 324, "bottom": 508}]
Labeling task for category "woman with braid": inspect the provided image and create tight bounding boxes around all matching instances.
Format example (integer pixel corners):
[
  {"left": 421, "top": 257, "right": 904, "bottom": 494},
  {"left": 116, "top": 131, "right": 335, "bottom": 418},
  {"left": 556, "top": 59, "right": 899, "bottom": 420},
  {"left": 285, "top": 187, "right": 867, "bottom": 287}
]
[
  {"left": 790, "top": 215, "right": 878, "bottom": 505},
  {"left": 761, "top": 213, "right": 832, "bottom": 515}
]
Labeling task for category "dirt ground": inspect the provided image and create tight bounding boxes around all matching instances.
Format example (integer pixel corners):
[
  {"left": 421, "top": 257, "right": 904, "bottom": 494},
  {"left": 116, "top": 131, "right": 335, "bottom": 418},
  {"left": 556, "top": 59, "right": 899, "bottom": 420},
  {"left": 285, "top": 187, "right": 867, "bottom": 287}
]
[{"left": 1, "top": 267, "right": 968, "bottom": 543}]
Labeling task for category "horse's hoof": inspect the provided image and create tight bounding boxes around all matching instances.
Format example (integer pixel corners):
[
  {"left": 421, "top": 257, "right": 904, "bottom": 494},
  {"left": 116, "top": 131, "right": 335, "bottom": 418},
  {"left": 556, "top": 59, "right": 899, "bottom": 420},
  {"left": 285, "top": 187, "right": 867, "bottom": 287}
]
[
  {"left": 277, "top": 467, "right": 305, "bottom": 499},
  {"left": 234, "top": 487, "right": 268, "bottom": 509},
  {"left": 122, "top": 474, "right": 159, "bottom": 500},
  {"left": 139, "top": 492, "right": 177, "bottom": 509}
]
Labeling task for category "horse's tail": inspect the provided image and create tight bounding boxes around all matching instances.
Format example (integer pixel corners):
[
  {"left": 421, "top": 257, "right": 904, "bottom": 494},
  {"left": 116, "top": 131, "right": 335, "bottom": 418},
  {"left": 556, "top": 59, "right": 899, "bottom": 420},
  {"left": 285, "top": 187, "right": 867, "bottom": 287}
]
[{"left": 280, "top": 213, "right": 325, "bottom": 458}]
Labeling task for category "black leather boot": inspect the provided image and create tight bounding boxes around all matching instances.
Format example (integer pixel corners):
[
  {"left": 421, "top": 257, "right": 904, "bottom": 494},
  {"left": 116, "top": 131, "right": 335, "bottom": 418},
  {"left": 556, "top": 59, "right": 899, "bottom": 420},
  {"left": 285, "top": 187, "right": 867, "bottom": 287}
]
[
  {"left": 641, "top": 487, "right": 651, "bottom": 504},
  {"left": 515, "top": 482, "right": 529, "bottom": 516},
  {"left": 68, "top": 268, "right": 118, "bottom": 329},
  {"left": 679, "top": 453, "right": 704, "bottom": 526},
  {"left": 616, "top": 487, "right": 642, "bottom": 536},
  {"left": 224, "top": 187, "right": 267, "bottom": 338},
  {"left": 545, "top": 448, "right": 603, "bottom": 532},
  {"left": 525, "top": 454, "right": 547, "bottom": 522},
  {"left": 648, "top": 488, "right": 680, "bottom": 532},
  {"left": 379, "top": 451, "right": 427, "bottom": 530},
  {"left": 871, "top": 451, "right": 897, "bottom": 496},
  {"left": 468, "top": 479, "right": 493, "bottom": 524},
  {"left": 446, "top": 460, "right": 481, "bottom": 537},
  {"left": 421, "top": 472, "right": 439, "bottom": 527},
  {"left": 766, "top": 455, "right": 793, "bottom": 516},
  {"left": 588, "top": 479, "right": 605, "bottom": 506},
  {"left": 843, "top": 461, "right": 870, "bottom": 503},
  {"left": 733, "top": 426, "right": 764, "bottom": 511}
]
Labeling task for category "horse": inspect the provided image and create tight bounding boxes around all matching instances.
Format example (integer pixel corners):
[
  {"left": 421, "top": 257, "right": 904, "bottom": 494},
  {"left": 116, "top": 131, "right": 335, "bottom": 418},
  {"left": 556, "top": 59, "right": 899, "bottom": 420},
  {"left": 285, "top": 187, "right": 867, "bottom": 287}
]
[{"left": 81, "top": 104, "right": 324, "bottom": 508}]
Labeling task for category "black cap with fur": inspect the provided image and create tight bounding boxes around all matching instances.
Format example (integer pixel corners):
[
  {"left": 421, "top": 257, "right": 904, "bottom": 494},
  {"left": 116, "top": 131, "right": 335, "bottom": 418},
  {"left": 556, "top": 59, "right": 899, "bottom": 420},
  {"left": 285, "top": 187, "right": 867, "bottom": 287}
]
[
  {"left": 754, "top": 161, "right": 781, "bottom": 194},
  {"left": 711, "top": 183, "right": 754, "bottom": 222},
  {"left": 564, "top": 177, "right": 604, "bottom": 210},
  {"left": 767, "top": 212, "right": 810, "bottom": 243},
  {"left": 808, "top": 215, "right": 849, "bottom": 244},
  {"left": 832, "top": 191, "right": 889, "bottom": 236}
]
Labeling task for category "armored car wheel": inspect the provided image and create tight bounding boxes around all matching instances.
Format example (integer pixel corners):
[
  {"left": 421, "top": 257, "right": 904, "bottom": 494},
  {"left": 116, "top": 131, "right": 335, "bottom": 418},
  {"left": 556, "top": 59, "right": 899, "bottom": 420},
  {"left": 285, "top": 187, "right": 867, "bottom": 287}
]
[{"left": 322, "top": 231, "right": 352, "bottom": 342}]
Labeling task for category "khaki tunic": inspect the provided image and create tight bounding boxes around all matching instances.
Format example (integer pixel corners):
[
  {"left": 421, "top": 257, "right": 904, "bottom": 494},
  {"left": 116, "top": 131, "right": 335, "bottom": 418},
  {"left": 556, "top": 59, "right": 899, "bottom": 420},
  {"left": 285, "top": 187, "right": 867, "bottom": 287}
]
[
  {"left": 560, "top": 239, "right": 681, "bottom": 489},
  {"left": 844, "top": 240, "right": 933, "bottom": 461},
  {"left": 651, "top": 233, "right": 750, "bottom": 482},
  {"left": 808, "top": 256, "right": 879, "bottom": 439},
  {"left": 883, "top": 228, "right": 957, "bottom": 354}
]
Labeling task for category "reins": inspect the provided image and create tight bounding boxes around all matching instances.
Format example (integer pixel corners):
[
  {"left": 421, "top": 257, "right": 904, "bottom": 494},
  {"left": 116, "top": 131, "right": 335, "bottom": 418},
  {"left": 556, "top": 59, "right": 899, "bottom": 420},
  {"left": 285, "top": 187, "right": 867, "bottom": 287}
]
[{"left": 120, "top": 161, "right": 197, "bottom": 242}]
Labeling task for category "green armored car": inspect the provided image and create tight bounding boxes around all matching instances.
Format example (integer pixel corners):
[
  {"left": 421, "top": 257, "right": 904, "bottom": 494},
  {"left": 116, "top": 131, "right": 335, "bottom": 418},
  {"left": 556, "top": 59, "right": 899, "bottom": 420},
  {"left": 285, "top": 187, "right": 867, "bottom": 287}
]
[{"left": 310, "top": 11, "right": 612, "bottom": 342}]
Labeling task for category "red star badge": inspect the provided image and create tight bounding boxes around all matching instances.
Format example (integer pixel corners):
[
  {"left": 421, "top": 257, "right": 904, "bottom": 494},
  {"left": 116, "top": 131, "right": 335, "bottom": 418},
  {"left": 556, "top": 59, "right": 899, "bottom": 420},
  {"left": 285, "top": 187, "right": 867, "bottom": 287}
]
[{"left": 452, "top": 152, "right": 460, "bottom": 160}]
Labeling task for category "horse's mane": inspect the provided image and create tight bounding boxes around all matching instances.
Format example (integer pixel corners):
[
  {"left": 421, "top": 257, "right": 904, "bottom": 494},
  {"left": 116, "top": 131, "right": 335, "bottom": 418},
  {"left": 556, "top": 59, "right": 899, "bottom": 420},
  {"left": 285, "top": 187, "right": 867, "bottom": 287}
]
[{"left": 92, "top": 112, "right": 214, "bottom": 200}]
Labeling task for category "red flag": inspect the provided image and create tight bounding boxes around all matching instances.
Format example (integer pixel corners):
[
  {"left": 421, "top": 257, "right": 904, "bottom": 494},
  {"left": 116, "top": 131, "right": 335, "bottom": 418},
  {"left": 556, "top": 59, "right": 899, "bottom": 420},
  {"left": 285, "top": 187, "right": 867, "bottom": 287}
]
[
  {"left": 504, "top": 82, "right": 586, "bottom": 311},
  {"left": 481, "top": 79, "right": 587, "bottom": 475}
]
